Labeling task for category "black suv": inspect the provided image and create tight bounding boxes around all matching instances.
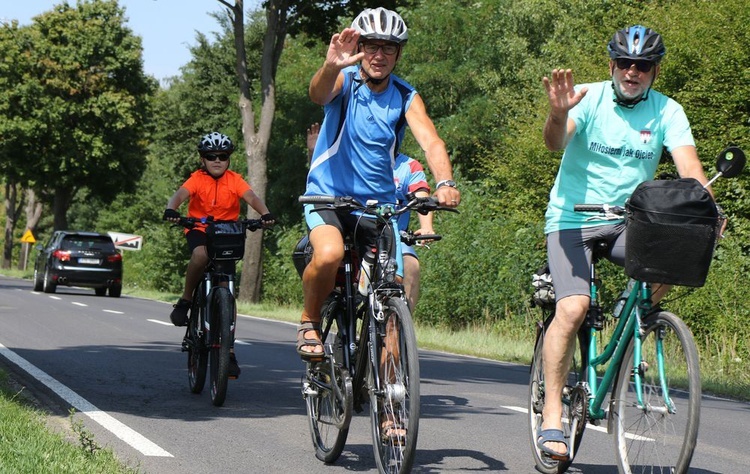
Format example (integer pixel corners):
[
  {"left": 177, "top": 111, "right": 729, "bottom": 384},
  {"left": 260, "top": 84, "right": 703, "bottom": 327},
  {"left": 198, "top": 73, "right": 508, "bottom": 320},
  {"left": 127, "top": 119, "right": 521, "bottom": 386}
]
[{"left": 33, "top": 231, "right": 123, "bottom": 297}]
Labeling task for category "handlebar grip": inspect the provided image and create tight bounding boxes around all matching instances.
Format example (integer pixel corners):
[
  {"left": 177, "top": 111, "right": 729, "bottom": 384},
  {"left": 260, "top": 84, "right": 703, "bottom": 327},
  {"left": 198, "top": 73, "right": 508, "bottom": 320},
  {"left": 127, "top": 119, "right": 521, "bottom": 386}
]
[
  {"left": 412, "top": 234, "right": 442, "bottom": 241},
  {"left": 298, "top": 195, "right": 335, "bottom": 204},
  {"left": 574, "top": 204, "right": 604, "bottom": 212}
]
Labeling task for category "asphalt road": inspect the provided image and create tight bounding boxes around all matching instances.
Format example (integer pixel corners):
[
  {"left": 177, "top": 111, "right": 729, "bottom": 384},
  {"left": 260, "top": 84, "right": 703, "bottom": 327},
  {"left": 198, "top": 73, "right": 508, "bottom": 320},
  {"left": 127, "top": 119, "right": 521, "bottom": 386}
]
[{"left": 1, "top": 274, "right": 748, "bottom": 473}]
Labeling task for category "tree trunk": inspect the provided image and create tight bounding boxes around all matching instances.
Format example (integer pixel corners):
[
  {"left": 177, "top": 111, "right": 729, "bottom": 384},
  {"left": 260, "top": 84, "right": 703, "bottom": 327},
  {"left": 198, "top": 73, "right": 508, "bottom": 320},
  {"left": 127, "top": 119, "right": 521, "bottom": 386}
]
[
  {"left": 223, "top": 0, "right": 287, "bottom": 302},
  {"left": 52, "top": 187, "right": 72, "bottom": 230},
  {"left": 18, "top": 189, "right": 43, "bottom": 270},
  {"left": 2, "top": 182, "right": 22, "bottom": 269}
]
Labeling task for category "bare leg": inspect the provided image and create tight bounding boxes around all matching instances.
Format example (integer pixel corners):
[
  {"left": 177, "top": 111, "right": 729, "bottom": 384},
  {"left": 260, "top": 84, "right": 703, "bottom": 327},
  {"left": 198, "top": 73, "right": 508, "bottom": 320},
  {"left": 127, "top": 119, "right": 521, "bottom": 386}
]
[
  {"left": 540, "top": 294, "right": 588, "bottom": 455},
  {"left": 402, "top": 254, "right": 420, "bottom": 310},
  {"left": 300, "top": 225, "right": 344, "bottom": 355},
  {"left": 181, "top": 245, "right": 209, "bottom": 301}
]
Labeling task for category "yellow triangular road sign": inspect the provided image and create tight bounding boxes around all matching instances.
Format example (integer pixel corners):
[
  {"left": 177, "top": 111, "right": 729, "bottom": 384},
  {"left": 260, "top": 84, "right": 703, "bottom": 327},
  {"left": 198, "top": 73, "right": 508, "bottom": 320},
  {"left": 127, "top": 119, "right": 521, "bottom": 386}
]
[{"left": 20, "top": 229, "right": 36, "bottom": 243}]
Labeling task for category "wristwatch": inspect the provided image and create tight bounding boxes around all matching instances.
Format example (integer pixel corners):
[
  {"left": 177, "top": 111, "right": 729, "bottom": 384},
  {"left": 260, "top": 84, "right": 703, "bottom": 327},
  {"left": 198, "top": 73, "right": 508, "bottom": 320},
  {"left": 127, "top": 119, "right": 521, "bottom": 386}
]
[{"left": 436, "top": 179, "right": 457, "bottom": 190}]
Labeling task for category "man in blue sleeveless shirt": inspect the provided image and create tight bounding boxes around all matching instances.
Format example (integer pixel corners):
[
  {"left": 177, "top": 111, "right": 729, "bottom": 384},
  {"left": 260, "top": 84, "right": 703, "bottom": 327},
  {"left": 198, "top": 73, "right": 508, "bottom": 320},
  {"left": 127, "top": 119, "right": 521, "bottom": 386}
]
[
  {"left": 297, "top": 8, "right": 459, "bottom": 361},
  {"left": 537, "top": 26, "right": 716, "bottom": 460}
]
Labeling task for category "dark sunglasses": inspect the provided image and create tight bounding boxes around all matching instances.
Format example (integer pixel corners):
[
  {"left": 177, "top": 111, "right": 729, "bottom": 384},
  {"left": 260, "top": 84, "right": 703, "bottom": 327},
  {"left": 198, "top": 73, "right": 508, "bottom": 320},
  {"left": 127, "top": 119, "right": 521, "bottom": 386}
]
[
  {"left": 361, "top": 42, "right": 399, "bottom": 55},
  {"left": 615, "top": 58, "right": 654, "bottom": 73},
  {"left": 203, "top": 153, "right": 230, "bottom": 162}
]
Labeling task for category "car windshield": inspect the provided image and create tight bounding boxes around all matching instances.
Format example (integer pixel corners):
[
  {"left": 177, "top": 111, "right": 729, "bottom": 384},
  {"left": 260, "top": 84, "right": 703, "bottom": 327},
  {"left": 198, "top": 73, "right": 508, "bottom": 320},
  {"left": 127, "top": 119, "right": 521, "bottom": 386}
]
[{"left": 61, "top": 236, "right": 114, "bottom": 252}]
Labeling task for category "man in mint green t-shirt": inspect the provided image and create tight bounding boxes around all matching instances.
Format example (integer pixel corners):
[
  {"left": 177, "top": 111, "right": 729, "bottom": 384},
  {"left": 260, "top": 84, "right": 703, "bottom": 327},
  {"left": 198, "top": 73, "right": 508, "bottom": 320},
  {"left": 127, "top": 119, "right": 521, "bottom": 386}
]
[{"left": 535, "top": 25, "right": 715, "bottom": 461}]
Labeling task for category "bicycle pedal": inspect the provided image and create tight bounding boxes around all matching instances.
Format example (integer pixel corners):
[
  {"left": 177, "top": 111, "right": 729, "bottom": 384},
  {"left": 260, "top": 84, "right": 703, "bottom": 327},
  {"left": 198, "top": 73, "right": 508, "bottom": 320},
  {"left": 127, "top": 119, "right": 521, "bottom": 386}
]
[{"left": 302, "top": 383, "right": 318, "bottom": 398}]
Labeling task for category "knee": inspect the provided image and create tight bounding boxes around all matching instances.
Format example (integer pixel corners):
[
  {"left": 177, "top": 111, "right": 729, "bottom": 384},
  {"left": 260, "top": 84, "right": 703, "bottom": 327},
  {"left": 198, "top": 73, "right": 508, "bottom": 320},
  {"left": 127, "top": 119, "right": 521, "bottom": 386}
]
[
  {"left": 190, "top": 246, "right": 209, "bottom": 267},
  {"left": 554, "top": 296, "right": 589, "bottom": 331},
  {"left": 309, "top": 244, "right": 343, "bottom": 271}
]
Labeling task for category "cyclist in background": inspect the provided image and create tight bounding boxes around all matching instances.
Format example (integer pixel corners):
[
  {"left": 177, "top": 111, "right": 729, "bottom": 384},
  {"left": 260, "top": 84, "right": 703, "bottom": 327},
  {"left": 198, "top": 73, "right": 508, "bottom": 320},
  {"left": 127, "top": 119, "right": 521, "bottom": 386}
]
[
  {"left": 538, "top": 25, "right": 715, "bottom": 460},
  {"left": 298, "top": 7, "right": 459, "bottom": 360},
  {"left": 163, "top": 132, "right": 274, "bottom": 379},
  {"left": 306, "top": 123, "right": 435, "bottom": 311}
]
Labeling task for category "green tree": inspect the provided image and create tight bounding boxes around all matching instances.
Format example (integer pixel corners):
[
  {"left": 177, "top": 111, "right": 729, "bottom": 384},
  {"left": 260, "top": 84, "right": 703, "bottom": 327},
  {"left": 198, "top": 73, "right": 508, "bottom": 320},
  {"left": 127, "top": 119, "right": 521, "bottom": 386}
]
[{"left": 0, "top": 0, "right": 155, "bottom": 231}]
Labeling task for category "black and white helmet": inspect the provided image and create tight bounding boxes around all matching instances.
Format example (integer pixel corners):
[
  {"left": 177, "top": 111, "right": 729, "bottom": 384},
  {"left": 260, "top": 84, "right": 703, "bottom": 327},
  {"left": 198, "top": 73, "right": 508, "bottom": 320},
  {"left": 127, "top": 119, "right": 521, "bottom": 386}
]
[
  {"left": 197, "top": 132, "right": 234, "bottom": 155},
  {"left": 351, "top": 7, "right": 408, "bottom": 44}
]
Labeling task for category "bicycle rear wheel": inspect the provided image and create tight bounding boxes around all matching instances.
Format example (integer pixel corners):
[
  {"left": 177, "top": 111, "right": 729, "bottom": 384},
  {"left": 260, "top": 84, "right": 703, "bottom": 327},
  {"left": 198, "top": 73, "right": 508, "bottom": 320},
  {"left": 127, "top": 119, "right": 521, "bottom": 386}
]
[
  {"left": 209, "top": 287, "right": 233, "bottom": 407},
  {"left": 368, "top": 297, "right": 419, "bottom": 474},
  {"left": 304, "top": 296, "right": 353, "bottom": 463},
  {"left": 612, "top": 310, "right": 701, "bottom": 474},
  {"left": 528, "top": 314, "right": 588, "bottom": 474},
  {"left": 187, "top": 296, "right": 207, "bottom": 394}
]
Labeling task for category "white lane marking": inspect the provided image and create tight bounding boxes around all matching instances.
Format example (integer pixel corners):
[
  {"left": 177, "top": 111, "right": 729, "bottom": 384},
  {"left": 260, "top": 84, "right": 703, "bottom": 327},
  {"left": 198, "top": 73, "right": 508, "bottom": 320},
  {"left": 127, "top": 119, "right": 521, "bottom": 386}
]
[
  {"left": 49, "top": 296, "right": 62, "bottom": 300},
  {"left": 502, "top": 405, "right": 653, "bottom": 440},
  {"left": 0, "top": 342, "right": 172, "bottom": 457},
  {"left": 72, "top": 302, "right": 87, "bottom": 307},
  {"left": 103, "top": 310, "right": 124, "bottom": 314},
  {"left": 148, "top": 319, "right": 173, "bottom": 326},
  {"left": 234, "top": 340, "right": 251, "bottom": 345}
]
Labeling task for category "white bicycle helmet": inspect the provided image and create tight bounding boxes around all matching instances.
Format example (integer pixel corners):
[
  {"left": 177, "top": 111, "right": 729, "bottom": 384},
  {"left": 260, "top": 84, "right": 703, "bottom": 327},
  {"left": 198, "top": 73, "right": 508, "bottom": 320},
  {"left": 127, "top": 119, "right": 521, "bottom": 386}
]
[
  {"left": 197, "top": 132, "right": 234, "bottom": 155},
  {"left": 351, "top": 7, "right": 408, "bottom": 44}
]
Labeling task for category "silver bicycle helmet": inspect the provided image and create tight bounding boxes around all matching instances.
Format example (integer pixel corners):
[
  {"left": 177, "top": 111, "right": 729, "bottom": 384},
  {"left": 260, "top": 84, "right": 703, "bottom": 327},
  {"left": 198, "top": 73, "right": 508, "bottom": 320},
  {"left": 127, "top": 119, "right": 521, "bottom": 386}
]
[
  {"left": 351, "top": 7, "right": 408, "bottom": 44},
  {"left": 197, "top": 132, "right": 234, "bottom": 155},
  {"left": 608, "top": 25, "right": 665, "bottom": 63}
]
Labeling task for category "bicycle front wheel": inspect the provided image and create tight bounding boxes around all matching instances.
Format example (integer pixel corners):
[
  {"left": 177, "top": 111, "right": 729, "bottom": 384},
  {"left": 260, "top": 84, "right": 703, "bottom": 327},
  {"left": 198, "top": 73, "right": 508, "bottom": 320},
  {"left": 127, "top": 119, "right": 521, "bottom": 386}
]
[
  {"left": 187, "top": 296, "right": 207, "bottom": 394},
  {"left": 305, "top": 296, "right": 353, "bottom": 463},
  {"left": 528, "top": 314, "right": 588, "bottom": 474},
  {"left": 612, "top": 310, "right": 701, "bottom": 474},
  {"left": 368, "top": 297, "right": 419, "bottom": 474},
  {"left": 209, "top": 287, "right": 234, "bottom": 407}
]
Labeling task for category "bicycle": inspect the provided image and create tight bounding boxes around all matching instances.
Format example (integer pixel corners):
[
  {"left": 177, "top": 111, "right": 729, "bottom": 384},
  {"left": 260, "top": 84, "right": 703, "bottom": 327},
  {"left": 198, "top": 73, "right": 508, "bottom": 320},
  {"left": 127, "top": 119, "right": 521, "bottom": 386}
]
[
  {"left": 170, "top": 216, "right": 264, "bottom": 407},
  {"left": 296, "top": 195, "right": 454, "bottom": 474},
  {"left": 528, "top": 146, "right": 745, "bottom": 474}
]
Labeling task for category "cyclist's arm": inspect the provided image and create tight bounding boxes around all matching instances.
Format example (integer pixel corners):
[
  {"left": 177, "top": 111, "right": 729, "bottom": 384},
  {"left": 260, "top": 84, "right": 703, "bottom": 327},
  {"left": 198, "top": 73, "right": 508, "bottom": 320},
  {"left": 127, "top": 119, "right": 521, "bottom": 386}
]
[
  {"left": 166, "top": 187, "right": 190, "bottom": 211},
  {"left": 671, "top": 145, "right": 714, "bottom": 198},
  {"left": 542, "top": 69, "right": 586, "bottom": 151},
  {"left": 309, "top": 28, "right": 362, "bottom": 105},
  {"left": 411, "top": 189, "right": 435, "bottom": 235},
  {"left": 242, "top": 189, "right": 271, "bottom": 217},
  {"left": 405, "top": 95, "right": 459, "bottom": 206}
]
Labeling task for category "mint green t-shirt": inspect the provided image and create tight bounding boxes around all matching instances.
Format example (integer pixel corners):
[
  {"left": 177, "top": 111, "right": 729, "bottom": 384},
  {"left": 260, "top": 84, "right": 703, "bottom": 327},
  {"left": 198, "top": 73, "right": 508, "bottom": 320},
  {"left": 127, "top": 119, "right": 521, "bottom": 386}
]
[{"left": 544, "top": 81, "right": 695, "bottom": 234}]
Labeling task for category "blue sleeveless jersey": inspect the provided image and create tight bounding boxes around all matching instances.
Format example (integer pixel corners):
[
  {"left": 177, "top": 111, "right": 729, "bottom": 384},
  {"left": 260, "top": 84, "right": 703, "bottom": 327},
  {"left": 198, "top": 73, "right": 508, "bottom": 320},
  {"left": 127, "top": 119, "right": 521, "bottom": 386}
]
[{"left": 305, "top": 65, "right": 417, "bottom": 205}]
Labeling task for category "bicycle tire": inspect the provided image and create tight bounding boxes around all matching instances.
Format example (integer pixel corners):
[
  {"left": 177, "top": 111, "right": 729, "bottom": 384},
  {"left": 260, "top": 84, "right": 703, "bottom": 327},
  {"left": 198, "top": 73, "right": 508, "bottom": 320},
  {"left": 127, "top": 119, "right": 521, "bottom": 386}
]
[
  {"left": 209, "top": 287, "right": 233, "bottom": 407},
  {"left": 368, "top": 297, "right": 420, "bottom": 474},
  {"left": 612, "top": 310, "right": 701, "bottom": 474},
  {"left": 528, "top": 313, "right": 588, "bottom": 474},
  {"left": 187, "top": 296, "right": 207, "bottom": 394},
  {"left": 305, "top": 296, "right": 353, "bottom": 463}
]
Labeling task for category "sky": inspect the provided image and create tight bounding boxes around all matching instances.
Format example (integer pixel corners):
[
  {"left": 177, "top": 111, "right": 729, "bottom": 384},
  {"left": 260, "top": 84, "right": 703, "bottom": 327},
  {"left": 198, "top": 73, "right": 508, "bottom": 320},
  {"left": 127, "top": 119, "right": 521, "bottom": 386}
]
[{"left": 1, "top": 1, "right": 257, "bottom": 84}]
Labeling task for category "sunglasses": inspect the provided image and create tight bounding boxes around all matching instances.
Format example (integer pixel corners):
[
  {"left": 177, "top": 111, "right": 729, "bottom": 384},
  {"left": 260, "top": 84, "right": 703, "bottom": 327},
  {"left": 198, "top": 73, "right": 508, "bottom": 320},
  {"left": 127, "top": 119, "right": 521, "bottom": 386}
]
[
  {"left": 203, "top": 153, "right": 230, "bottom": 162},
  {"left": 615, "top": 58, "right": 654, "bottom": 73},
  {"left": 361, "top": 42, "right": 399, "bottom": 55}
]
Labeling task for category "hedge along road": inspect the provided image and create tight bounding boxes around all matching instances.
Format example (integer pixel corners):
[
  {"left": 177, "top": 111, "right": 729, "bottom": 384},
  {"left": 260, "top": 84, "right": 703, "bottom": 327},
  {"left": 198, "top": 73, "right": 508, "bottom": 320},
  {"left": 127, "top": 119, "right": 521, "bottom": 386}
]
[{"left": 0, "top": 274, "right": 748, "bottom": 473}]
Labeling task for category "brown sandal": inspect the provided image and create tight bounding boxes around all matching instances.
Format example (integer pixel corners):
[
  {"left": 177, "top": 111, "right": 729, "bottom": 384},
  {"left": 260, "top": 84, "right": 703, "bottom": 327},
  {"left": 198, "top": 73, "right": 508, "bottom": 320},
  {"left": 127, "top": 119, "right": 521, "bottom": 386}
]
[
  {"left": 380, "top": 413, "right": 407, "bottom": 444},
  {"left": 296, "top": 321, "right": 324, "bottom": 360}
]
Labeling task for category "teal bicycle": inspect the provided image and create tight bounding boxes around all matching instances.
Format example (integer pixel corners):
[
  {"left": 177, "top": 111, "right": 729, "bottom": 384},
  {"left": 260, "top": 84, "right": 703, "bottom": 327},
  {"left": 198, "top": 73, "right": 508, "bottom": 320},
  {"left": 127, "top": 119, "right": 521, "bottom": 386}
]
[{"left": 528, "top": 146, "right": 745, "bottom": 474}]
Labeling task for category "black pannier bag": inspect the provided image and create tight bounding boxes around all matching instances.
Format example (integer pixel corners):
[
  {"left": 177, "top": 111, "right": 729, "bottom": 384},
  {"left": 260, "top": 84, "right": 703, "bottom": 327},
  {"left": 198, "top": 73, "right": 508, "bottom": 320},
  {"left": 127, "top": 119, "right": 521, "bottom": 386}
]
[
  {"left": 292, "top": 235, "right": 313, "bottom": 278},
  {"left": 625, "top": 178, "right": 720, "bottom": 287},
  {"left": 206, "top": 222, "right": 246, "bottom": 260}
]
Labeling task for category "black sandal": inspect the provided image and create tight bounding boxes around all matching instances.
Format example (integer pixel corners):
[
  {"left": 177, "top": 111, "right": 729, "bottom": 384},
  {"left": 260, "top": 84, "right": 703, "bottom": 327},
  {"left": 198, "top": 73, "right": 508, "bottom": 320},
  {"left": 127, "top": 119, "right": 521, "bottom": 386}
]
[{"left": 296, "top": 321, "right": 324, "bottom": 360}]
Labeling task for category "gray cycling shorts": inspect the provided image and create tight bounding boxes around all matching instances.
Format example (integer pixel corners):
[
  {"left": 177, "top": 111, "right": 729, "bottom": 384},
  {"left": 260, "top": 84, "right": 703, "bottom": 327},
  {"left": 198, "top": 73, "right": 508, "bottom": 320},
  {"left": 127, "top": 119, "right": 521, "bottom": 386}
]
[{"left": 546, "top": 223, "right": 627, "bottom": 301}]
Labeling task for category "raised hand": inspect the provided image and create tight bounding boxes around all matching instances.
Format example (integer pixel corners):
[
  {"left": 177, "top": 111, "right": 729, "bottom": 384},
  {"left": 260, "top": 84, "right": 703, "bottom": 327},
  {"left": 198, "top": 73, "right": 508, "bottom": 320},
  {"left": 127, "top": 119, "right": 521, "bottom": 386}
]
[
  {"left": 326, "top": 28, "right": 365, "bottom": 70},
  {"left": 542, "top": 69, "right": 588, "bottom": 116}
]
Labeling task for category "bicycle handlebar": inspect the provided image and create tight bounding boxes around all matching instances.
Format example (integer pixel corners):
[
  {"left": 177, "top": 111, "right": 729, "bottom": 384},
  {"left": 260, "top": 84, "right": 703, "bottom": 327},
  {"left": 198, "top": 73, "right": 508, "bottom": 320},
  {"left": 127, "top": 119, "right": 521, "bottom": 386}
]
[
  {"left": 298, "top": 195, "right": 459, "bottom": 218},
  {"left": 400, "top": 231, "right": 442, "bottom": 246},
  {"left": 170, "top": 216, "right": 266, "bottom": 232},
  {"left": 573, "top": 204, "right": 626, "bottom": 215}
]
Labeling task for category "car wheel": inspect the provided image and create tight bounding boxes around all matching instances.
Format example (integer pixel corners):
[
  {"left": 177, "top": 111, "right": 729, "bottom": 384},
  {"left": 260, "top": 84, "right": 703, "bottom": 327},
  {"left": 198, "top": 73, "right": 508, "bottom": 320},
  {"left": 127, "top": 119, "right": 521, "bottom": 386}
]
[
  {"left": 42, "top": 268, "right": 57, "bottom": 294},
  {"left": 95, "top": 287, "right": 107, "bottom": 296},
  {"left": 108, "top": 284, "right": 122, "bottom": 298},
  {"left": 33, "top": 267, "right": 43, "bottom": 292}
]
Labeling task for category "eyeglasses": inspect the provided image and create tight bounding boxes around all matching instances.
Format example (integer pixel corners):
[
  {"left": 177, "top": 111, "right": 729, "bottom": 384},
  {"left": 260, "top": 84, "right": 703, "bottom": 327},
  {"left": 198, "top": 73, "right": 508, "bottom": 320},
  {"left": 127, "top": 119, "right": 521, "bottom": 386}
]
[
  {"left": 615, "top": 58, "right": 654, "bottom": 73},
  {"left": 203, "top": 153, "right": 230, "bottom": 162},
  {"left": 361, "top": 42, "right": 399, "bottom": 56}
]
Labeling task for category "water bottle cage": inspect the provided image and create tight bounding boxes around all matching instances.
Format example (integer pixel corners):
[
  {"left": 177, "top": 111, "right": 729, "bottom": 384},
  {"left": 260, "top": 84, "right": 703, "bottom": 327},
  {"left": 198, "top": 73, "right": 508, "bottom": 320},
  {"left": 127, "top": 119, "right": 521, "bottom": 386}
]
[{"left": 586, "top": 304, "right": 605, "bottom": 330}]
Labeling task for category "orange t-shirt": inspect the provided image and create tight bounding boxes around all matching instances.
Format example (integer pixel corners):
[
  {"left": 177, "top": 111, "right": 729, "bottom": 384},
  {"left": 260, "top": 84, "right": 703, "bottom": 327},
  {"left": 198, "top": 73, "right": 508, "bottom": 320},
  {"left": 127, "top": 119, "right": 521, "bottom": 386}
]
[{"left": 182, "top": 169, "right": 252, "bottom": 231}]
